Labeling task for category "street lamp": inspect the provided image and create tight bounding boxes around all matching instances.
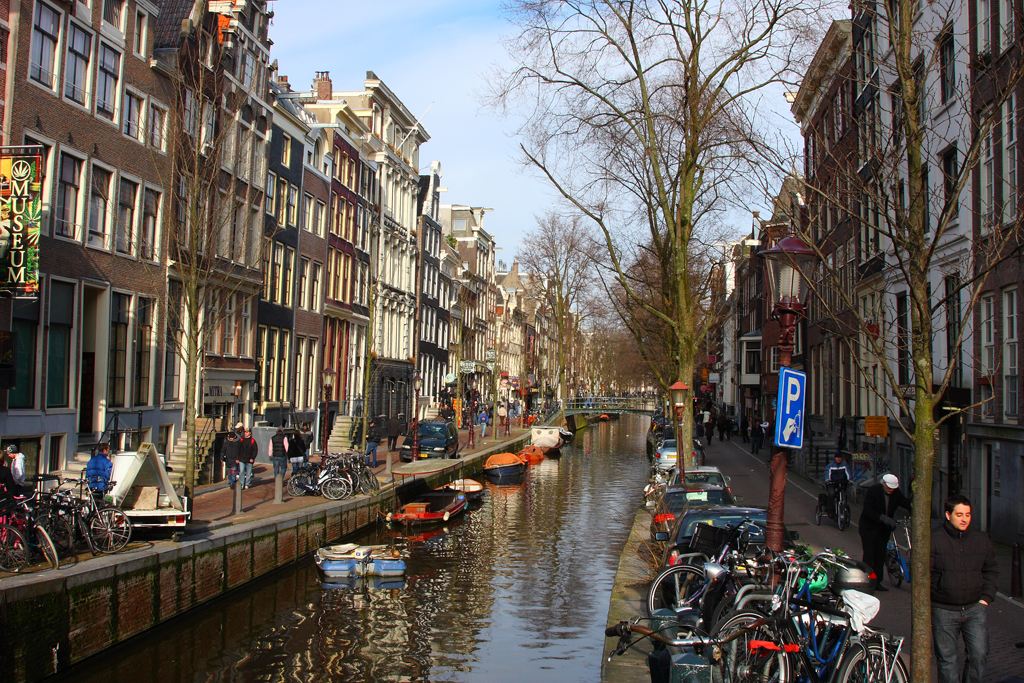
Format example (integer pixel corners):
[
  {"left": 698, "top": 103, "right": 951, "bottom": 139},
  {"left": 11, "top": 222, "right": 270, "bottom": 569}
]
[
  {"left": 669, "top": 381, "right": 690, "bottom": 470},
  {"left": 321, "top": 367, "right": 336, "bottom": 456},
  {"left": 412, "top": 373, "right": 423, "bottom": 459},
  {"left": 760, "top": 235, "right": 817, "bottom": 551}
]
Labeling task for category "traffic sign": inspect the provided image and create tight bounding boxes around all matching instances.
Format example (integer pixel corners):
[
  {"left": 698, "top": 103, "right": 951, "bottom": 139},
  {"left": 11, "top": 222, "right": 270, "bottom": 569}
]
[{"left": 774, "top": 367, "right": 806, "bottom": 450}]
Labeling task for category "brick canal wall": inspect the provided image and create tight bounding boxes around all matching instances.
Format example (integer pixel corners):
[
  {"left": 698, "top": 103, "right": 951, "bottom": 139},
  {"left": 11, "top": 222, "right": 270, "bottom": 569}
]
[{"left": 1, "top": 434, "right": 530, "bottom": 683}]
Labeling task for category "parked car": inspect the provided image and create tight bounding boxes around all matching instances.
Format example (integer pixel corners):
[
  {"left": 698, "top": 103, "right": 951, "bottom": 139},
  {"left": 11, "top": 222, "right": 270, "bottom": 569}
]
[
  {"left": 653, "top": 439, "right": 678, "bottom": 471},
  {"left": 670, "top": 465, "right": 731, "bottom": 492},
  {"left": 648, "top": 484, "right": 693, "bottom": 540},
  {"left": 653, "top": 506, "right": 798, "bottom": 570},
  {"left": 398, "top": 420, "right": 460, "bottom": 462}
]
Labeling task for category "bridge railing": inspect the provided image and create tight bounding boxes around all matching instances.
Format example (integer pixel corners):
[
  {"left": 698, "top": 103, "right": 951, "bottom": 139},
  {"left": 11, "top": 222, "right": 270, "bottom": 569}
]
[{"left": 563, "top": 397, "right": 659, "bottom": 413}]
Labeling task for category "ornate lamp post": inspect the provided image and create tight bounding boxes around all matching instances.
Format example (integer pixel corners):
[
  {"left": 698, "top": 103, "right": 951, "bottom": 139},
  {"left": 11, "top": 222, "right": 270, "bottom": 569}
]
[
  {"left": 760, "top": 235, "right": 817, "bottom": 551},
  {"left": 668, "top": 380, "right": 690, "bottom": 470},
  {"left": 412, "top": 373, "right": 423, "bottom": 459},
  {"left": 321, "top": 367, "right": 336, "bottom": 457}
]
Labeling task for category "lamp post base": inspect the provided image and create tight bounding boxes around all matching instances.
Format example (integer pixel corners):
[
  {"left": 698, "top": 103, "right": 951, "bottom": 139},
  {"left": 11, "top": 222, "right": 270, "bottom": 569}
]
[{"left": 765, "top": 449, "right": 788, "bottom": 551}]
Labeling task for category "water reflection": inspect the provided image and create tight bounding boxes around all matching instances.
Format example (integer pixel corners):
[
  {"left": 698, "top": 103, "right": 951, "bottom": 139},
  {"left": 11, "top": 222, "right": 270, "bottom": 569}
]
[{"left": 67, "top": 416, "right": 650, "bottom": 683}]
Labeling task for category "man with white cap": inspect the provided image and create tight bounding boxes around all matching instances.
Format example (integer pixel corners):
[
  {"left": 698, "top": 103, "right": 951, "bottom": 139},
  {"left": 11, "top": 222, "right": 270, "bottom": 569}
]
[{"left": 859, "top": 472, "right": 912, "bottom": 591}]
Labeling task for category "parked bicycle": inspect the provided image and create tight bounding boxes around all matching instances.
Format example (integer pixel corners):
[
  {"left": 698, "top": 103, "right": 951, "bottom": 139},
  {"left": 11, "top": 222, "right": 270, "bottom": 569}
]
[
  {"left": 40, "top": 474, "right": 133, "bottom": 556},
  {"left": 0, "top": 488, "right": 60, "bottom": 572},
  {"left": 885, "top": 520, "right": 912, "bottom": 587}
]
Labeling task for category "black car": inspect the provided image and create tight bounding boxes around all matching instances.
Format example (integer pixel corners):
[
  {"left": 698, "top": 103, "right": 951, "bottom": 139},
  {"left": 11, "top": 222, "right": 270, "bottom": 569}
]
[
  {"left": 398, "top": 420, "right": 460, "bottom": 462},
  {"left": 653, "top": 506, "right": 798, "bottom": 570}
]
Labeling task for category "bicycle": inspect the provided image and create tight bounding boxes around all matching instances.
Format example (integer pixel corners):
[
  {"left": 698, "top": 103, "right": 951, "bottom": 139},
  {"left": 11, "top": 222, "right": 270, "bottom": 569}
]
[
  {"left": 885, "top": 521, "right": 911, "bottom": 588},
  {"left": 43, "top": 475, "right": 133, "bottom": 555},
  {"left": 0, "top": 490, "right": 60, "bottom": 571},
  {"left": 816, "top": 480, "right": 852, "bottom": 530}
]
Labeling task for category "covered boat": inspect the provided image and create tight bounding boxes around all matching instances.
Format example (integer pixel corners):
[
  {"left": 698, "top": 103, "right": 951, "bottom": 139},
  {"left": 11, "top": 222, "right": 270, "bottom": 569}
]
[
  {"left": 385, "top": 488, "right": 468, "bottom": 525},
  {"left": 314, "top": 544, "right": 406, "bottom": 579},
  {"left": 483, "top": 452, "right": 527, "bottom": 480},
  {"left": 444, "top": 478, "right": 485, "bottom": 500},
  {"left": 517, "top": 445, "right": 546, "bottom": 464},
  {"left": 531, "top": 426, "right": 563, "bottom": 450}
]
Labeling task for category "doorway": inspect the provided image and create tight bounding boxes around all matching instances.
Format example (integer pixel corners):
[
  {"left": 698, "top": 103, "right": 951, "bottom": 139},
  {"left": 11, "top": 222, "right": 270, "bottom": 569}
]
[{"left": 79, "top": 353, "right": 95, "bottom": 433}]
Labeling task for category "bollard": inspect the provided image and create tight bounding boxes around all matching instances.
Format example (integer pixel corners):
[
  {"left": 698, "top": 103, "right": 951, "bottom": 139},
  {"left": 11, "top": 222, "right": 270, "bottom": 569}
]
[
  {"left": 274, "top": 473, "right": 283, "bottom": 504},
  {"left": 1012, "top": 543, "right": 1022, "bottom": 598},
  {"left": 233, "top": 477, "right": 243, "bottom": 515}
]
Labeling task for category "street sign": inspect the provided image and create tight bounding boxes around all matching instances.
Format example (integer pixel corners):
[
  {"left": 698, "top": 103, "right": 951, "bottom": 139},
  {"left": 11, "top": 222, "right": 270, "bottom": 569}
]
[
  {"left": 774, "top": 367, "right": 806, "bottom": 450},
  {"left": 460, "top": 360, "right": 476, "bottom": 374},
  {"left": 864, "top": 415, "right": 888, "bottom": 438}
]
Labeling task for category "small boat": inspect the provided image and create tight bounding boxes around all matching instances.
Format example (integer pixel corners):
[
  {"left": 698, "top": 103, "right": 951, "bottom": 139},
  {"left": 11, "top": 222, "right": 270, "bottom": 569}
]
[
  {"left": 314, "top": 544, "right": 406, "bottom": 579},
  {"left": 385, "top": 488, "right": 468, "bottom": 525},
  {"left": 442, "top": 478, "right": 484, "bottom": 500},
  {"left": 599, "top": 414, "right": 611, "bottom": 421},
  {"left": 517, "top": 445, "right": 546, "bottom": 464},
  {"left": 483, "top": 452, "right": 527, "bottom": 480},
  {"left": 559, "top": 427, "right": 574, "bottom": 443},
  {"left": 532, "top": 423, "right": 565, "bottom": 456}
]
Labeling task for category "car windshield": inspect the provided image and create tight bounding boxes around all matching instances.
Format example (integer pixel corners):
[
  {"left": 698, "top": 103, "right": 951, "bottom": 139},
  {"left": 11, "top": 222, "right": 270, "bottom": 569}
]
[
  {"left": 661, "top": 490, "right": 692, "bottom": 513},
  {"left": 685, "top": 471, "right": 726, "bottom": 486},
  {"left": 660, "top": 440, "right": 677, "bottom": 451},
  {"left": 682, "top": 489, "right": 730, "bottom": 505},
  {"left": 677, "top": 511, "right": 766, "bottom": 542},
  {"left": 418, "top": 424, "right": 448, "bottom": 439}
]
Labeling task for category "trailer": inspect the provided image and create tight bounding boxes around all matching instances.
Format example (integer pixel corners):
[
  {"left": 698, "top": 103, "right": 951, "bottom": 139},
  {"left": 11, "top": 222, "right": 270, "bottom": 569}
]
[{"left": 107, "top": 443, "right": 191, "bottom": 528}]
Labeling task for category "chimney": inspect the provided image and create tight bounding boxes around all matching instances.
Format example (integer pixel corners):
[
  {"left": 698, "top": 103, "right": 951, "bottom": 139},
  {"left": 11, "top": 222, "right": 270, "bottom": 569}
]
[
  {"left": 276, "top": 74, "right": 290, "bottom": 91},
  {"left": 313, "top": 71, "right": 332, "bottom": 100}
]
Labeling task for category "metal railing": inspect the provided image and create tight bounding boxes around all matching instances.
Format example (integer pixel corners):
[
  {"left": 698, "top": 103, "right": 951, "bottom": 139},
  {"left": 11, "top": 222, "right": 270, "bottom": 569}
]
[{"left": 562, "top": 397, "right": 659, "bottom": 414}]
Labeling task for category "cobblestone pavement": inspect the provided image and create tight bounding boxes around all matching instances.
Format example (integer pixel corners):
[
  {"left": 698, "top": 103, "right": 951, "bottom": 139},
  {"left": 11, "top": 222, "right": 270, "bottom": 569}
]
[{"left": 703, "top": 436, "right": 1024, "bottom": 681}]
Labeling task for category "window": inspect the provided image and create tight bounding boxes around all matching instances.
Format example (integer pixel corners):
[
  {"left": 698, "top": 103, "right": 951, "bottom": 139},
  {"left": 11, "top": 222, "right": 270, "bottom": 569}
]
[
  {"left": 133, "top": 298, "right": 152, "bottom": 406},
  {"left": 148, "top": 103, "right": 167, "bottom": 151},
  {"left": 744, "top": 341, "right": 761, "bottom": 375},
  {"left": 123, "top": 90, "right": 144, "bottom": 141},
  {"left": 282, "top": 247, "right": 294, "bottom": 306},
  {"left": 1000, "top": 0, "right": 1014, "bottom": 50},
  {"left": 946, "top": 277, "right": 963, "bottom": 388},
  {"left": 270, "top": 242, "right": 282, "bottom": 304},
  {"left": 276, "top": 177, "right": 287, "bottom": 224},
  {"left": 1004, "top": 95, "right": 1017, "bottom": 225},
  {"left": 311, "top": 262, "right": 322, "bottom": 310},
  {"left": 298, "top": 257, "right": 309, "bottom": 309},
  {"left": 982, "top": 115, "right": 995, "bottom": 231},
  {"left": 221, "top": 293, "right": 235, "bottom": 355},
  {"left": 64, "top": 23, "right": 92, "bottom": 105},
  {"left": 769, "top": 347, "right": 781, "bottom": 373},
  {"left": 939, "top": 33, "right": 955, "bottom": 104},
  {"left": 288, "top": 185, "right": 298, "bottom": 226},
  {"left": 941, "top": 146, "right": 958, "bottom": 212},
  {"left": 265, "top": 172, "right": 276, "bottom": 215},
  {"left": 983, "top": 294, "right": 996, "bottom": 375},
  {"left": 108, "top": 292, "right": 130, "bottom": 408},
  {"left": 89, "top": 167, "right": 112, "bottom": 247},
  {"left": 239, "top": 298, "right": 251, "bottom": 357},
  {"left": 164, "top": 284, "right": 181, "bottom": 402},
  {"left": 11, "top": 299, "right": 39, "bottom": 409},
  {"left": 134, "top": 10, "right": 148, "bottom": 57},
  {"left": 315, "top": 200, "right": 326, "bottom": 236},
  {"left": 54, "top": 154, "right": 82, "bottom": 238},
  {"left": 1006, "top": 288, "right": 1018, "bottom": 416},
  {"left": 96, "top": 44, "right": 121, "bottom": 120},
  {"left": 979, "top": 0, "right": 991, "bottom": 54},
  {"left": 141, "top": 189, "right": 158, "bottom": 260},
  {"left": 242, "top": 49, "right": 257, "bottom": 89},
  {"left": 103, "top": 0, "right": 125, "bottom": 29},
  {"left": 281, "top": 134, "right": 292, "bottom": 165},
  {"left": 183, "top": 88, "right": 198, "bottom": 138},
  {"left": 303, "top": 194, "right": 313, "bottom": 232},
  {"left": 31, "top": 3, "right": 60, "bottom": 89},
  {"left": 116, "top": 177, "right": 136, "bottom": 254},
  {"left": 204, "top": 293, "right": 219, "bottom": 354}
]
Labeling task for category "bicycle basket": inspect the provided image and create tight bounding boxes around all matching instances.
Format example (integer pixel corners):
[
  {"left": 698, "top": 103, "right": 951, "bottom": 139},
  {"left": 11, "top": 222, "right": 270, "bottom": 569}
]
[{"left": 688, "top": 522, "right": 733, "bottom": 557}]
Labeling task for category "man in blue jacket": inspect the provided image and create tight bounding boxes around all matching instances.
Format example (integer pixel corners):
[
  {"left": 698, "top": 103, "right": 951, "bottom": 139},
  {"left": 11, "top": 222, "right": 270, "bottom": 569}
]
[
  {"left": 931, "top": 494, "right": 998, "bottom": 683},
  {"left": 86, "top": 442, "right": 113, "bottom": 495}
]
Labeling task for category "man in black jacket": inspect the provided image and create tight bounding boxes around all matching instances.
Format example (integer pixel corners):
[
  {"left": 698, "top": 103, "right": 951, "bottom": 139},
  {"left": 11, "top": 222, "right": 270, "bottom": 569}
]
[
  {"left": 931, "top": 494, "right": 997, "bottom": 683},
  {"left": 223, "top": 432, "right": 241, "bottom": 487},
  {"left": 858, "top": 473, "right": 912, "bottom": 591}
]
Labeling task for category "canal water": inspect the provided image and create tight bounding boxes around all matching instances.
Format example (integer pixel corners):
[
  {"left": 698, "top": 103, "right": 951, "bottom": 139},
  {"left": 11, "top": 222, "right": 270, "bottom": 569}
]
[{"left": 68, "top": 416, "right": 650, "bottom": 683}]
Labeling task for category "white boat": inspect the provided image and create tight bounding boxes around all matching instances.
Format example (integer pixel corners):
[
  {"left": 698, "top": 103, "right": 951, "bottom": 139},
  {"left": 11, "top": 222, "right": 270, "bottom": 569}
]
[
  {"left": 314, "top": 543, "right": 406, "bottom": 578},
  {"left": 531, "top": 426, "right": 564, "bottom": 450}
]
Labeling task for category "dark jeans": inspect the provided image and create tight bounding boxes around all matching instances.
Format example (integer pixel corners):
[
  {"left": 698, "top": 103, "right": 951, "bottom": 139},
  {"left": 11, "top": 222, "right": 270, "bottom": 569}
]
[
  {"left": 387, "top": 436, "right": 398, "bottom": 451},
  {"left": 366, "top": 441, "right": 378, "bottom": 467},
  {"left": 860, "top": 529, "right": 887, "bottom": 587},
  {"left": 271, "top": 456, "right": 288, "bottom": 477},
  {"left": 751, "top": 436, "right": 763, "bottom": 454},
  {"left": 933, "top": 602, "right": 988, "bottom": 683}
]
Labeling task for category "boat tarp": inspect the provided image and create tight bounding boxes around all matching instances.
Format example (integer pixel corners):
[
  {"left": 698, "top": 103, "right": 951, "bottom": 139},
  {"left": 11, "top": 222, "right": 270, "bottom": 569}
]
[
  {"left": 486, "top": 452, "right": 525, "bottom": 468},
  {"left": 531, "top": 427, "right": 562, "bottom": 449}
]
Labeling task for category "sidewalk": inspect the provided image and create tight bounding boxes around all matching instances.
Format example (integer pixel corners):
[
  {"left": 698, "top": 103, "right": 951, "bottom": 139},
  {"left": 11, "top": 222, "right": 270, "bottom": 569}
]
[{"left": 187, "top": 426, "right": 533, "bottom": 531}]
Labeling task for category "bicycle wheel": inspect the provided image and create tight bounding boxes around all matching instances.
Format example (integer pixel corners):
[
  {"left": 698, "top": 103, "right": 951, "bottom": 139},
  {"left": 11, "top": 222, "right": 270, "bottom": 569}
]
[
  {"left": 646, "top": 564, "right": 706, "bottom": 616},
  {"left": 39, "top": 512, "right": 75, "bottom": 557},
  {"left": 711, "top": 610, "right": 793, "bottom": 683},
  {"left": 0, "top": 523, "right": 30, "bottom": 572},
  {"left": 835, "top": 639, "right": 909, "bottom": 683},
  {"left": 89, "top": 507, "right": 133, "bottom": 553},
  {"left": 815, "top": 504, "right": 822, "bottom": 526},
  {"left": 287, "top": 473, "right": 312, "bottom": 497},
  {"left": 368, "top": 469, "right": 381, "bottom": 492},
  {"left": 322, "top": 477, "right": 351, "bottom": 501},
  {"left": 839, "top": 503, "right": 851, "bottom": 531},
  {"left": 357, "top": 471, "right": 372, "bottom": 495},
  {"left": 34, "top": 526, "right": 59, "bottom": 570},
  {"left": 886, "top": 552, "right": 904, "bottom": 587}
]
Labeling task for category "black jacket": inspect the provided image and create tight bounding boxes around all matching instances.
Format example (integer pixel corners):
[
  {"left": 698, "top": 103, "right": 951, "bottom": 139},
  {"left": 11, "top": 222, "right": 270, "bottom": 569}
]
[
  {"left": 239, "top": 436, "right": 258, "bottom": 464},
  {"left": 367, "top": 423, "right": 383, "bottom": 443},
  {"left": 222, "top": 436, "right": 240, "bottom": 468},
  {"left": 931, "top": 520, "right": 998, "bottom": 608},
  {"left": 386, "top": 417, "right": 401, "bottom": 438},
  {"left": 858, "top": 483, "right": 912, "bottom": 539}
]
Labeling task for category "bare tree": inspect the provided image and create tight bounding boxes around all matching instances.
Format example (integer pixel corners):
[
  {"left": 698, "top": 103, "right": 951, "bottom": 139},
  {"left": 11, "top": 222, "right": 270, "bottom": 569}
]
[{"left": 492, "top": 0, "right": 826, "bottom": 468}]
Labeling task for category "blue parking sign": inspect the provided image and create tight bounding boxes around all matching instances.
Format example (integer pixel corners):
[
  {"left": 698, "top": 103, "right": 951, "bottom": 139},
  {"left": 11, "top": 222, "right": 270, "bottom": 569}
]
[{"left": 775, "top": 367, "right": 806, "bottom": 450}]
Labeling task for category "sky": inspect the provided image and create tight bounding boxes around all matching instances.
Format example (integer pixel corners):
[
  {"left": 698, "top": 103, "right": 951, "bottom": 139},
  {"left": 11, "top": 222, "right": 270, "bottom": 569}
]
[
  {"left": 269, "top": 0, "right": 556, "bottom": 262},
  {"left": 268, "top": 1, "right": 805, "bottom": 259}
]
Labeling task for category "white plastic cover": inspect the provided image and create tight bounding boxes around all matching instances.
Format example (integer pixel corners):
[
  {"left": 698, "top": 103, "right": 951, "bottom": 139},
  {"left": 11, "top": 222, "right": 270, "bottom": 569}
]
[
  {"left": 108, "top": 443, "right": 185, "bottom": 511},
  {"left": 843, "top": 589, "right": 881, "bottom": 632}
]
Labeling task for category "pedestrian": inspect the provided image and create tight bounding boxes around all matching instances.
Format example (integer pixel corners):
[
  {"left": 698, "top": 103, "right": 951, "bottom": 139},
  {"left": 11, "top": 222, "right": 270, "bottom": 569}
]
[
  {"left": 288, "top": 428, "right": 306, "bottom": 476},
  {"left": 751, "top": 419, "right": 764, "bottom": 455},
  {"left": 238, "top": 428, "right": 258, "bottom": 488},
  {"left": 931, "top": 494, "right": 998, "bottom": 683},
  {"left": 859, "top": 473, "right": 912, "bottom": 591},
  {"left": 235, "top": 421, "right": 244, "bottom": 438},
  {"left": 498, "top": 402, "right": 508, "bottom": 431},
  {"left": 823, "top": 453, "right": 852, "bottom": 509},
  {"left": 0, "top": 454, "right": 17, "bottom": 503},
  {"left": 268, "top": 427, "right": 289, "bottom": 481},
  {"left": 5, "top": 444, "right": 26, "bottom": 489},
  {"left": 386, "top": 414, "right": 401, "bottom": 452},
  {"left": 223, "top": 431, "right": 241, "bottom": 487},
  {"left": 86, "top": 442, "right": 113, "bottom": 496},
  {"left": 366, "top": 418, "right": 382, "bottom": 467},
  {"left": 479, "top": 409, "right": 489, "bottom": 439},
  {"left": 717, "top": 415, "right": 728, "bottom": 442},
  {"left": 740, "top": 416, "right": 749, "bottom": 443}
]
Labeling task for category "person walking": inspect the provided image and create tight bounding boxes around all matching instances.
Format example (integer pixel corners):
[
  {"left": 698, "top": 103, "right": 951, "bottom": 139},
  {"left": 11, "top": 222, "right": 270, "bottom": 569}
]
[
  {"left": 238, "top": 427, "right": 258, "bottom": 489},
  {"left": 717, "top": 414, "right": 729, "bottom": 442},
  {"left": 859, "top": 473, "right": 912, "bottom": 591},
  {"left": 365, "top": 418, "right": 382, "bottom": 468},
  {"left": 223, "top": 431, "right": 241, "bottom": 487},
  {"left": 931, "top": 494, "right": 998, "bottom": 683},
  {"left": 268, "top": 427, "right": 289, "bottom": 482},
  {"left": 751, "top": 419, "right": 764, "bottom": 455},
  {"left": 288, "top": 428, "right": 307, "bottom": 476},
  {"left": 498, "top": 402, "right": 508, "bottom": 432},
  {"left": 740, "top": 416, "right": 749, "bottom": 443},
  {"left": 479, "top": 409, "right": 489, "bottom": 439},
  {"left": 5, "top": 444, "right": 26, "bottom": 490},
  {"left": 386, "top": 414, "right": 401, "bottom": 452}
]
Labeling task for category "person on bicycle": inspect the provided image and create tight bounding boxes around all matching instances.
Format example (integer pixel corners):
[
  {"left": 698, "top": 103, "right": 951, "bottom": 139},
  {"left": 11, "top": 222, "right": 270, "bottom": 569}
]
[
  {"left": 824, "top": 453, "right": 852, "bottom": 507},
  {"left": 86, "top": 442, "right": 113, "bottom": 495}
]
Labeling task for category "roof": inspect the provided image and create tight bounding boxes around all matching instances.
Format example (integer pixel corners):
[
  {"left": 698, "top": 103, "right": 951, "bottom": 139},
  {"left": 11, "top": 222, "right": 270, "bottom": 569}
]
[{"left": 155, "top": 0, "right": 200, "bottom": 49}]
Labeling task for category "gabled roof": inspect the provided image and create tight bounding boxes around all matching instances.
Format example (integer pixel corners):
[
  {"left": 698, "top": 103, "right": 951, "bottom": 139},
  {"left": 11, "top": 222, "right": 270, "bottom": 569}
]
[{"left": 155, "top": 0, "right": 202, "bottom": 49}]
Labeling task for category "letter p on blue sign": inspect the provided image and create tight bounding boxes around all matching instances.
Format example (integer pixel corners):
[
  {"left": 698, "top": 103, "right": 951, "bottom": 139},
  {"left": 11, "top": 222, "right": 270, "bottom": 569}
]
[{"left": 774, "top": 367, "right": 806, "bottom": 450}]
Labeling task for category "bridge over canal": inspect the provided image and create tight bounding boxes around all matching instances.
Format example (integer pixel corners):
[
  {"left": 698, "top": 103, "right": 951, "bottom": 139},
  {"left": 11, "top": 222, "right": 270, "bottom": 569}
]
[{"left": 562, "top": 397, "right": 659, "bottom": 416}]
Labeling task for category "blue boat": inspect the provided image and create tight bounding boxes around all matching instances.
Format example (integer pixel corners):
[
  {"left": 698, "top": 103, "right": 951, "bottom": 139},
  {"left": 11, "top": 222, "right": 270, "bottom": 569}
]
[
  {"left": 314, "top": 544, "right": 406, "bottom": 579},
  {"left": 483, "top": 452, "right": 526, "bottom": 480}
]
